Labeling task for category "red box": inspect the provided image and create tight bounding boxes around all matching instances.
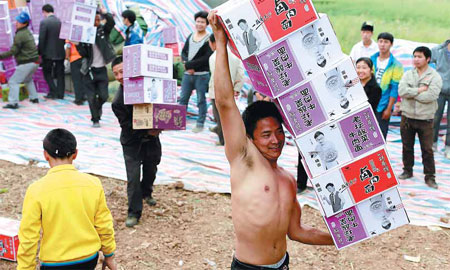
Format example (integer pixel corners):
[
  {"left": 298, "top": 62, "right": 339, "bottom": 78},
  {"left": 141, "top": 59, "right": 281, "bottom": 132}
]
[{"left": 0, "top": 217, "right": 20, "bottom": 261}]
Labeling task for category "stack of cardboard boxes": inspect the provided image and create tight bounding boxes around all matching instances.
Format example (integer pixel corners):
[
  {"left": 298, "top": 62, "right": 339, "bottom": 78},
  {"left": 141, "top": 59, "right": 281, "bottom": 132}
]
[
  {"left": 217, "top": 0, "right": 409, "bottom": 249},
  {"left": 123, "top": 43, "right": 186, "bottom": 130},
  {"left": 162, "top": 26, "right": 182, "bottom": 63}
]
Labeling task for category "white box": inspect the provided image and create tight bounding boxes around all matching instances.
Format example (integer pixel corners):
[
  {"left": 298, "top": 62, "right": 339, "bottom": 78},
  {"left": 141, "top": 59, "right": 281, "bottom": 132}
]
[
  {"left": 60, "top": 22, "right": 96, "bottom": 44},
  {"left": 0, "top": 1, "right": 9, "bottom": 18},
  {"left": 123, "top": 77, "right": 177, "bottom": 105},
  {"left": 123, "top": 44, "right": 174, "bottom": 79}
]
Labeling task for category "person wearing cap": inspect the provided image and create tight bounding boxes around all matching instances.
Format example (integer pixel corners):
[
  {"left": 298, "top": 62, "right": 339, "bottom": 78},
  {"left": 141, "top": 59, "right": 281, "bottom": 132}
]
[
  {"left": 0, "top": 11, "right": 39, "bottom": 109},
  {"left": 349, "top": 22, "right": 378, "bottom": 62},
  {"left": 17, "top": 128, "right": 117, "bottom": 270},
  {"left": 39, "top": 4, "right": 66, "bottom": 99}
]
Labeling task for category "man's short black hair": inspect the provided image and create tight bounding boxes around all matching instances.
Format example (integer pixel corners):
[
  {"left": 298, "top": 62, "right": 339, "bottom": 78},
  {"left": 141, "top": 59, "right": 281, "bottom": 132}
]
[
  {"left": 209, "top": 33, "right": 215, "bottom": 43},
  {"left": 413, "top": 46, "right": 432, "bottom": 60},
  {"left": 242, "top": 101, "right": 283, "bottom": 139},
  {"left": 314, "top": 131, "right": 324, "bottom": 139},
  {"left": 111, "top": 56, "right": 123, "bottom": 68},
  {"left": 361, "top": 21, "right": 374, "bottom": 32},
  {"left": 194, "top": 11, "right": 209, "bottom": 25},
  {"left": 42, "top": 4, "right": 54, "bottom": 13},
  {"left": 377, "top": 32, "right": 394, "bottom": 44},
  {"left": 325, "top": 183, "right": 334, "bottom": 189},
  {"left": 43, "top": 129, "right": 77, "bottom": 159},
  {"left": 237, "top": 19, "right": 247, "bottom": 26},
  {"left": 121, "top": 9, "right": 136, "bottom": 24}
]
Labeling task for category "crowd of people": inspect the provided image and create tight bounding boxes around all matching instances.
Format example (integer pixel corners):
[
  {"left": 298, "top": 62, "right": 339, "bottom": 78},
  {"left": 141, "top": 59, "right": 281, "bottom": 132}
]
[{"left": 1, "top": 4, "right": 448, "bottom": 270}]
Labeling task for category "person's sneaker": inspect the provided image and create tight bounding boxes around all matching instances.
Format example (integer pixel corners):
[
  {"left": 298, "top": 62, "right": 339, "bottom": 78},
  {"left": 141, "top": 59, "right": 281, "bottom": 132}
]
[
  {"left": 209, "top": 126, "right": 218, "bottom": 134},
  {"left": 125, "top": 216, "right": 139, "bottom": 227},
  {"left": 92, "top": 121, "right": 100, "bottom": 128},
  {"left": 144, "top": 196, "right": 157, "bottom": 206},
  {"left": 192, "top": 126, "right": 204, "bottom": 133},
  {"left": 3, "top": 103, "right": 18, "bottom": 109},
  {"left": 432, "top": 142, "right": 437, "bottom": 152},
  {"left": 425, "top": 178, "right": 438, "bottom": 189},
  {"left": 30, "top": 98, "right": 39, "bottom": 104},
  {"left": 398, "top": 171, "right": 413, "bottom": 180}
]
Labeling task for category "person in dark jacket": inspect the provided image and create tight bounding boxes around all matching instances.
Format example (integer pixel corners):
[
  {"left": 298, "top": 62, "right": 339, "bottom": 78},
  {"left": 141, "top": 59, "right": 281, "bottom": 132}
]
[
  {"left": 39, "top": 4, "right": 65, "bottom": 99},
  {"left": 111, "top": 56, "right": 162, "bottom": 228},
  {"left": 76, "top": 7, "right": 116, "bottom": 127},
  {"left": 1, "top": 12, "right": 39, "bottom": 109},
  {"left": 356, "top": 57, "right": 382, "bottom": 112},
  {"left": 179, "top": 11, "right": 213, "bottom": 133}
]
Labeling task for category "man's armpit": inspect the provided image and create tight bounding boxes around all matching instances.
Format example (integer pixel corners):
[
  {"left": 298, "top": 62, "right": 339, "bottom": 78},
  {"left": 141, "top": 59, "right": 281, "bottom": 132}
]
[{"left": 240, "top": 144, "right": 254, "bottom": 169}]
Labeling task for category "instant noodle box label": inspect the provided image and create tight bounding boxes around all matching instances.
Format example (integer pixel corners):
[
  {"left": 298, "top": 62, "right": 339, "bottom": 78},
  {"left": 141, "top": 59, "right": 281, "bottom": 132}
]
[
  {"left": 216, "top": 0, "right": 318, "bottom": 60},
  {"left": 0, "top": 217, "right": 20, "bottom": 261}
]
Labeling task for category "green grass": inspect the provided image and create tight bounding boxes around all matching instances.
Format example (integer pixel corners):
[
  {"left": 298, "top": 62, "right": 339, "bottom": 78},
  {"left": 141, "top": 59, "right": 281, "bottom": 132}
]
[{"left": 314, "top": 0, "right": 450, "bottom": 53}]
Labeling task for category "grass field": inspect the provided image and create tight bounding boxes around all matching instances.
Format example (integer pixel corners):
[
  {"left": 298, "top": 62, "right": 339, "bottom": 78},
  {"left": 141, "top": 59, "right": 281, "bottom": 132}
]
[{"left": 207, "top": 0, "right": 450, "bottom": 53}]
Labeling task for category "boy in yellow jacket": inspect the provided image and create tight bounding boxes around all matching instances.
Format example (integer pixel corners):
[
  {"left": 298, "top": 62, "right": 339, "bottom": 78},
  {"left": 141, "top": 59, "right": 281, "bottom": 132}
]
[{"left": 17, "top": 129, "right": 117, "bottom": 270}]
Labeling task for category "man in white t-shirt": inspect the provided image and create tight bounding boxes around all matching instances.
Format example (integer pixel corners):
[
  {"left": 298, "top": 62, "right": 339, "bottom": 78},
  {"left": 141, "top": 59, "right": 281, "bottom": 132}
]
[{"left": 349, "top": 22, "right": 378, "bottom": 62}]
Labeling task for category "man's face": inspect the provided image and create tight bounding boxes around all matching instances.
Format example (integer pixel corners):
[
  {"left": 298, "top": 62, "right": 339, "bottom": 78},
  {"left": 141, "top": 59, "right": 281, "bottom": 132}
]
[
  {"left": 252, "top": 117, "right": 285, "bottom": 162},
  {"left": 94, "top": 14, "right": 101, "bottom": 27},
  {"left": 326, "top": 185, "right": 335, "bottom": 193},
  {"left": 361, "top": 30, "right": 373, "bottom": 43},
  {"left": 195, "top": 17, "right": 207, "bottom": 32},
  {"left": 122, "top": 17, "right": 130, "bottom": 27},
  {"left": 315, "top": 134, "right": 325, "bottom": 145},
  {"left": 112, "top": 62, "right": 124, "bottom": 85},
  {"left": 377, "top": 38, "right": 392, "bottom": 54},
  {"left": 16, "top": 21, "right": 26, "bottom": 30},
  {"left": 238, "top": 22, "right": 248, "bottom": 31},
  {"left": 413, "top": 51, "right": 429, "bottom": 69}
]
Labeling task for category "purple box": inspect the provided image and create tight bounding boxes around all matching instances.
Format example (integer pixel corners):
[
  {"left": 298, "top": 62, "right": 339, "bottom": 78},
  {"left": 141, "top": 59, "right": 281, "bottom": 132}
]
[
  {"left": 0, "top": 17, "right": 11, "bottom": 34},
  {"left": 0, "top": 2, "right": 8, "bottom": 18},
  {"left": 295, "top": 105, "right": 385, "bottom": 178},
  {"left": 242, "top": 15, "right": 344, "bottom": 98},
  {"left": 162, "top": 27, "right": 177, "bottom": 44},
  {"left": 34, "top": 79, "right": 50, "bottom": 93},
  {"left": 60, "top": 22, "right": 96, "bottom": 44},
  {"left": 5, "top": 68, "right": 15, "bottom": 81},
  {"left": 133, "top": 103, "right": 186, "bottom": 130},
  {"left": 325, "top": 207, "right": 368, "bottom": 249},
  {"left": 0, "top": 33, "right": 13, "bottom": 48},
  {"left": 276, "top": 57, "right": 368, "bottom": 137},
  {"left": 2, "top": 58, "right": 16, "bottom": 70},
  {"left": 123, "top": 44, "right": 173, "bottom": 79},
  {"left": 124, "top": 77, "right": 177, "bottom": 105}
]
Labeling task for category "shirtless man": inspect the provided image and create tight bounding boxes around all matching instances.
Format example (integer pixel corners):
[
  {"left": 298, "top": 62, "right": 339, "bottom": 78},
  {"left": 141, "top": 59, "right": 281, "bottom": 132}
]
[{"left": 208, "top": 11, "right": 333, "bottom": 269}]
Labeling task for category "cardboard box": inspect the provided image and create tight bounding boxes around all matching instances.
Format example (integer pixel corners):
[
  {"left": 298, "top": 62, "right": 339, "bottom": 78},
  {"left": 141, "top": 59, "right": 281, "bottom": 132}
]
[
  {"left": 275, "top": 57, "right": 367, "bottom": 136},
  {"left": 34, "top": 78, "right": 49, "bottom": 93},
  {"left": 216, "top": 0, "right": 318, "bottom": 60},
  {"left": 124, "top": 77, "right": 177, "bottom": 105},
  {"left": 133, "top": 103, "right": 186, "bottom": 130},
  {"left": 164, "top": 42, "right": 181, "bottom": 57},
  {"left": 312, "top": 148, "right": 398, "bottom": 217},
  {"left": 123, "top": 44, "right": 173, "bottom": 79},
  {"left": 325, "top": 188, "right": 409, "bottom": 249},
  {"left": 162, "top": 26, "right": 177, "bottom": 44},
  {"left": 0, "top": 16, "right": 10, "bottom": 33},
  {"left": 242, "top": 14, "right": 344, "bottom": 98},
  {"left": 1, "top": 85, "right": 28, "bottom": 101},
  {"left": 0, "top": 2, "right": 8, "bottom": 18},
  {"left": 0, "top": 217, "right": 20, "bottom": 261},
  {"left": 295, "top": 105, "right": 385, "bottom": 178},
  {"left": 0, "top": 31, "right": 13, "bottom": 48},
  {"left": 60, "top": 22, "right": 96, "bottom": 44},
  {"left": 2, "top": 57, "right": 16, "bottom": 70}
]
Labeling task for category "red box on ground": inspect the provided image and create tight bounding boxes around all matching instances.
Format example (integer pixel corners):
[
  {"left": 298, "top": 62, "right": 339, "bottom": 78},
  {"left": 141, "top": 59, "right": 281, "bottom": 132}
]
[{"left": 0, "top": 217, "right": 20, "bottom": 261}]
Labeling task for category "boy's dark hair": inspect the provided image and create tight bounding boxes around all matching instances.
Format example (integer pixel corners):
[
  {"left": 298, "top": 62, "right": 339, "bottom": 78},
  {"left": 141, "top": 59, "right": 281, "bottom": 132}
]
[
  {"left": 194, "top": 11, "right": 209, "bottom": 25},
  {"left": 356, "top": 57, "right": 374, "bottom": 69},
  {"left": 242, "top": 101, "right": 283, "bottom": 139},
  {"left": 360, "top": 21, "right": 374, "bottom": 32},
  {"left": 325, "top": 183, "right": 334, "bottom": 189},
  {"left": 111, "top": 56, "right": 123, "bottom": 68},
  {"left": 314, "top": 131, "right": 324, "bottom": 139},
  {"left": 237, "top": 19, "right": 247, "bottom": 26},
  {"left": 413, "top": 46, "right": 432, "bottom": 60},
  {"left": 43, "top": 129, "right": 77, "bottom": 159},
  {"left": 209, "top": 33, "right": 215, "bottom": 43},
  {"left": 121, "top": 10, "right": 136, "bottom": 24},
  {"left": 377, "top": 32, "right": 394, "bottom": 44},
  {"left": 42, "top": 4, "right": 54, "bottom": 13}
]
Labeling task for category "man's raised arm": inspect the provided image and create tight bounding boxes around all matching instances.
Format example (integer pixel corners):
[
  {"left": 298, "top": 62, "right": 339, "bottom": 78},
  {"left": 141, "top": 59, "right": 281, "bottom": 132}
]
[{"left": 208, "top": 11, "right": 248, "bottom": 163}]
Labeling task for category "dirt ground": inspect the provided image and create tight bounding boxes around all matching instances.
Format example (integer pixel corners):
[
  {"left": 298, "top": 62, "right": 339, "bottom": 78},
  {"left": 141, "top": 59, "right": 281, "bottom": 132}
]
[{"left": 0, "top": 160, "right": 449, "bottom": 270}]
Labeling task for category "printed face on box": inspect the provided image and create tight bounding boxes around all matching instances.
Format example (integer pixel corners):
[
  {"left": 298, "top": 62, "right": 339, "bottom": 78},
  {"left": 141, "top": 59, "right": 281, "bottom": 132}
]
[
  {"left": 313, "top": 170, "right": 353, "bottom": 217},
  {"left": 357, "top": 189, "right": 409, "bottom": 236},
  {"left": 300, "top": 24, "right": 331, "bottom": 68},
  {"left": 222, "top": 2, "right": 270, "bottom": 58}
]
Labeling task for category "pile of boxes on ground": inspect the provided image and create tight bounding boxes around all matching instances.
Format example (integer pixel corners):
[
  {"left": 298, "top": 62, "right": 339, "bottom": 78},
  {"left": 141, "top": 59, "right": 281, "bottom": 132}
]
[
  {"left": 217, "top": 0, "right": 409, "bottom": 249},
  {"left": 122, "top": 43, "right": 186, "bottom": 130},
  {"left": 162, "top": 26, "right": 182, "bottom": 63}
]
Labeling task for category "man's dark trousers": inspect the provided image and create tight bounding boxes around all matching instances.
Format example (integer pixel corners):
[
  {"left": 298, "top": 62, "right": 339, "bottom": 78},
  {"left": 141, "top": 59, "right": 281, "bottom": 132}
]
[
  {"left": 42, "top": 59, "right": 65, "bottom": 98},
  {"left": 84, "top": 67, "right": 109, "bottom": 122},
  {"left": 70, "top": 58, "right": 86, "bottom": 102},
  {"left": 123, "top": 137, "right": 162, "bottom": 219},
  {"left": 400, "top": 116, "right": 436, "bottom": 181}
]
